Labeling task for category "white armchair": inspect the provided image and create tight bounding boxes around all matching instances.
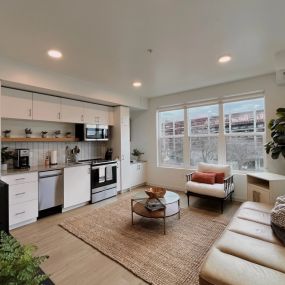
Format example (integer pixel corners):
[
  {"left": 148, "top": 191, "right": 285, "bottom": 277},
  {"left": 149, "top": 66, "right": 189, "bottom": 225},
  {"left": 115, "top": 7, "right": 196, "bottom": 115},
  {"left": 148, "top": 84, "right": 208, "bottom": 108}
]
[{"left": 185, "top": 162, "right": 234, "bottom": 213}]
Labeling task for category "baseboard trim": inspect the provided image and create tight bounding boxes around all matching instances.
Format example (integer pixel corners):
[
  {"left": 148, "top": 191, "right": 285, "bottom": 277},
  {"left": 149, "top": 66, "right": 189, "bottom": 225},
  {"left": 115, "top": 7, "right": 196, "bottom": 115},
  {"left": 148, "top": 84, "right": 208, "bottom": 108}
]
[{"left": 62, "top": 201, "right": 89, "bottom": 212}]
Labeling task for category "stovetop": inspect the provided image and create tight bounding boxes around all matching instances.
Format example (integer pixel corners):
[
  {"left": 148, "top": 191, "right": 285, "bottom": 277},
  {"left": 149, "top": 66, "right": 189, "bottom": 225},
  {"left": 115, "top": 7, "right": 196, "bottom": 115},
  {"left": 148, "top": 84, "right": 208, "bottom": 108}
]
[{"left": 79, "top": 158, "right": 116, "bottom": 165}]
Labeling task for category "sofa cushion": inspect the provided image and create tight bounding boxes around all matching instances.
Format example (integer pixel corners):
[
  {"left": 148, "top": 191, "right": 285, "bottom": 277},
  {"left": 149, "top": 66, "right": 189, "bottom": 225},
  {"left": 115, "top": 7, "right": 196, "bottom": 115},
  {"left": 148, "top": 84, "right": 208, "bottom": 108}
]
[
  {"left": 185, "top": 181, "right": 226, "bottom": 198},
  {"left": 216, "top": 230, "right": 285, "bottom": 273},
  {"left": 198, "top": 162, "right": 231, "bottom": 178},
  {"left": 237, "top": 208, "right": 271, "bottom": 226},
  {"left": 228, "top": 217, "right": 282, "bottom": 245},
  {"left": 240, "top": 201, "right": 272, "bottom": 213},
  {"left": 191, "top": 172, "right": 216, "bottom": 184},
  {"left": 200, "top": 247, "right": 285, "bottom": 285}
]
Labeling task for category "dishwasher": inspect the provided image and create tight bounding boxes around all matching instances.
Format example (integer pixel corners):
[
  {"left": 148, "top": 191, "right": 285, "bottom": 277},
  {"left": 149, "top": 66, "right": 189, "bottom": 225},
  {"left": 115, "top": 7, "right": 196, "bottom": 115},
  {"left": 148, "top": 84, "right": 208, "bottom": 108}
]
[{"left": 38, "top": 169, "right": 63, "bottom": 217}]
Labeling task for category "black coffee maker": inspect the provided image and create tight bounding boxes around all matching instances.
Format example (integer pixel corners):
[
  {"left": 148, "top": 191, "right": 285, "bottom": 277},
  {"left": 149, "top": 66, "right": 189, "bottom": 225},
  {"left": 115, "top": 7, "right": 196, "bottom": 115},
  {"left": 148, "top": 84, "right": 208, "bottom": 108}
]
[
  {"left": 105, "top": 148, "right": 113, "bottom": 160},
  {"left": 14, "top": 149, "right": 30, "bottom": 169}
]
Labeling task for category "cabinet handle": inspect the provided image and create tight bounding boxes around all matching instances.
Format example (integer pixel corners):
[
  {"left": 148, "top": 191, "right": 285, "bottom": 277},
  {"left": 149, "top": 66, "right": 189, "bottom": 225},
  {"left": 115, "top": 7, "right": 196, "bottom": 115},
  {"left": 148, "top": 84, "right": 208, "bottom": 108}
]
[
  {"left": 58, "top": 112, "right": 61, "bottom": 120},
  {"left": 15, "top": 211, "right": 25, "bottom": 216},
  {"left": 81, "top": 115, "right": 84, "bottom": 122},
  {"left": 15, "top": 178, "right": 25, "bottom": 181},
  {"left": 15, "top": 192, "right": 26, "bottom": 196},
  {"left": 29, "top": 109, "right": 32, "bottom": 117}
]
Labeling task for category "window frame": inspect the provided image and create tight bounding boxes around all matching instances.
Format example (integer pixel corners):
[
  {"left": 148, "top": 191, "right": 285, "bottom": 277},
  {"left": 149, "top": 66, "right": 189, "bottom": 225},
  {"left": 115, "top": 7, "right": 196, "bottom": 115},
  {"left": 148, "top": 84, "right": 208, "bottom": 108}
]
[
  {"left": 157, "top": 107, "right": 185, "bottom": 168},
  {"left": 156, "top": 95, "right": 266, "bottom": 172}
]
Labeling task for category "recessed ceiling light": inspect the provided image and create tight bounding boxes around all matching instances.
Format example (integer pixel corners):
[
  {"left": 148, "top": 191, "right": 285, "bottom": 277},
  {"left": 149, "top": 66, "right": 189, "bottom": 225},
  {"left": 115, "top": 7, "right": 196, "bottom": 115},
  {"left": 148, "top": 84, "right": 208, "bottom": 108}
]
[
  {"left": 133, "top": 81, "right": 142, "bottom": 87},
  {"left": 47, "top": 49, "right": 62, "bottom": 59},
  {"left": 218, "top": 55, "right": 232, "bottom": 63}
]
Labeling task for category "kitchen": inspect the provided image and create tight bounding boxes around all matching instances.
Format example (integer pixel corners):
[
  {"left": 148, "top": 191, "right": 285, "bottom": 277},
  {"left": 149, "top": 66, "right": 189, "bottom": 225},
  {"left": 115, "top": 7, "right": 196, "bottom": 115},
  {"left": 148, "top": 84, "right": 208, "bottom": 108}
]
[{"left": 0, "top": 86, "right": 146, "bottom": 231}]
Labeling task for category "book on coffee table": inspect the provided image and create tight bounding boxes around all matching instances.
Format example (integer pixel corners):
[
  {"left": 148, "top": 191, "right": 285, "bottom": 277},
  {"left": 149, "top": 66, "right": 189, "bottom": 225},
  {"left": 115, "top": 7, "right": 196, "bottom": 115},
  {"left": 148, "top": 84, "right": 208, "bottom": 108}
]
[{"left": 145, "top": 198, "right": 165, "bottom": 211}]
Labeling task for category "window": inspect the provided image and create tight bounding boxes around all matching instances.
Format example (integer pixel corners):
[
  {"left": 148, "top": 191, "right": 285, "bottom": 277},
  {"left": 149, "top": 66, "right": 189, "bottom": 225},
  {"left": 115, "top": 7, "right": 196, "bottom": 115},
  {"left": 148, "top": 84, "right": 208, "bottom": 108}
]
[
  {"left": 158, "top": 109, "right": 184, "bottom": 166},
  {"left": 157, "top": 96, "right": 265, "bottom": 171},
  {"left": 188, "top": 104, "right": 219, "bottom": 167},
  {"left": 224, "top": 98, "right": 265, "bottom": 170}
]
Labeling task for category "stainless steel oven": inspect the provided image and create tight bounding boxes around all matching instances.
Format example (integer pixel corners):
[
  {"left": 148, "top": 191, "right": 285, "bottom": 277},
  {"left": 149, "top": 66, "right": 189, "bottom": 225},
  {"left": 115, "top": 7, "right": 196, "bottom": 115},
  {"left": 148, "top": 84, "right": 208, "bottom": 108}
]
[
  {"left": 75, "top": 124, "right": 109, "bottom": 141},
  {"left": 91, "top": 161, "right": 117, "bottom": 203}
]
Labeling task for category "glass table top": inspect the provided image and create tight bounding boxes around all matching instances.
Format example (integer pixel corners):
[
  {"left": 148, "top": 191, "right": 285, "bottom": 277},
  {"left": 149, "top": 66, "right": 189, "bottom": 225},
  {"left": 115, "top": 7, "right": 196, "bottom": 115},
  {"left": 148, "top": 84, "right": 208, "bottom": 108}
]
[{"left": 132, "top": 190, "right": 180, "bottom": 205}]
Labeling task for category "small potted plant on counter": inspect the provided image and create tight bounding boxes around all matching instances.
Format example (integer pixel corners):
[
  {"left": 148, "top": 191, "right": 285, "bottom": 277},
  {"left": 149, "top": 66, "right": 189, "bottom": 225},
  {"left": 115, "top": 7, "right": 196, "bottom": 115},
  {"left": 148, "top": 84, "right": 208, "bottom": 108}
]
[
  {"left": 0, "top": 231, "right": 49, "bottom": 285},
  {"left": 2, "top": 129, "right": 11, "bottom": 138},
  {"left": 71, "top": 145, "right": 80, "bottom": 162},
  {"left": 54, "top": 130, "right": 61, "bottom": 138},
  {"left": 41, "top": 131, "right": 48, "bottom": 138},
  {"left": 131, "top": 148, "right": 144, "bottom": 162},
  {"left": 65, "top": 132, "right": 72, "bottom": 138},
  {"left": 25, "top": 128, "right": 32, "bottom": 138},
  {"left": 1, "top": 147, "right": 14, "bottom": 171}
]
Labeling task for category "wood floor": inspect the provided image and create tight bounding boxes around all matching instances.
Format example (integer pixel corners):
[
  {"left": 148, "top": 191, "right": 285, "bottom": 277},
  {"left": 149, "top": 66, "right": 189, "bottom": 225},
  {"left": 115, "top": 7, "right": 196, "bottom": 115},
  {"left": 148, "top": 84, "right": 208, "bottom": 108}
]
[{"left": 11, "top": 187, "right": 240, "bottom": 285}]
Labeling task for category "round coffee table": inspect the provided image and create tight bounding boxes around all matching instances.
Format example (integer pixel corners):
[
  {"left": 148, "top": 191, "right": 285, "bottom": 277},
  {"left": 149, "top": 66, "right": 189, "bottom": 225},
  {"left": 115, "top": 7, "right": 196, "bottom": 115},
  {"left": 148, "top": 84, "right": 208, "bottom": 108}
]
[{"left": 131, "top": 191, "right": 180, "bottom": 234}]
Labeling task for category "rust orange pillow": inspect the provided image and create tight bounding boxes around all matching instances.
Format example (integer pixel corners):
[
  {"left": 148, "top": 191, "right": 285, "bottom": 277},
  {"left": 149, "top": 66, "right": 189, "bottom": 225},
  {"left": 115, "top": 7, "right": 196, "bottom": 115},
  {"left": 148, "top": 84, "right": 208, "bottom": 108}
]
[
  {"left": 192, "top": 172, "right": 216, "bottom": 184},
  {"left": 205, "top": 172, "right": 225, "bottom": 183},
  {"left": 214, "top": 172, "right": 225, "bottom": 184}
]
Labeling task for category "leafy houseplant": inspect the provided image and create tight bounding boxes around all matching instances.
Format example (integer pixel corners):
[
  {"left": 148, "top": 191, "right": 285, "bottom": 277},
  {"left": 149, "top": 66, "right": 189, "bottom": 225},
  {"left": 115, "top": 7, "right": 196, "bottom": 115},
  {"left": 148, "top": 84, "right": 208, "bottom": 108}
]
[
  {"left": 54, "top": 130, "right": 61, "bottom": 138},
  {"left": 265, "top": 108, "right": 285, "bottom": 159},
  {"left": 2, "top": 130, "right": 11, "bottom": 138},
  {"left": 131, "top": 148, "right": 144, "bottom": 161},
  {"left": 1, "top": 147, "right": 14, "bottom": 171},
  {"left": 41, "top": 131, "right": 48, "bottom": 138},
  {"left": 25, "top": 128, "right": 32, "bottom": 138},
  {"left": 65, "top": 132, "right": 72, "bottom": 138},
  {"left": 0, "top": 231, "right": 49, "bottom": 285}
]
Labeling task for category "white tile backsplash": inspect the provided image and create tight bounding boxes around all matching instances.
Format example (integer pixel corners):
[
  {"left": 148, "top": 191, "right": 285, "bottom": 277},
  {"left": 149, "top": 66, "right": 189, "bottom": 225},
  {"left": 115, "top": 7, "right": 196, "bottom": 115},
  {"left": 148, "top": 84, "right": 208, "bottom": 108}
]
[{"left": 2, "top": 141, "right": 107, "bottom": 166}]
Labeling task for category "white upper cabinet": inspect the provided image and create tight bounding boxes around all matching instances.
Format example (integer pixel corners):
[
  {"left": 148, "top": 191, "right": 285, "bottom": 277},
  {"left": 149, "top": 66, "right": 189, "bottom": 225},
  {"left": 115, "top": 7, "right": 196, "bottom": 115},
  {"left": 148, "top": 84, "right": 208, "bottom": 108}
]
[
  {"left": 109, "top": 108, "right": 114, "bottom": 126},
  {"left": 60, "top": 98, "right": 85, "bottom": 123},
  {"left": 1, "top": 87, "right": 115, "bottom": 125},
  {"left": 83, "top": 103, "right": 113, "bottom": 125},
  {"left": 83, "top": 102, "right": 97, "bottom": 124},
  {"left": 1, "top": 87, "right": 33, "bottom": 120},
  {"left": 33, "top": 93, "right": 61, "bottom": 122}
]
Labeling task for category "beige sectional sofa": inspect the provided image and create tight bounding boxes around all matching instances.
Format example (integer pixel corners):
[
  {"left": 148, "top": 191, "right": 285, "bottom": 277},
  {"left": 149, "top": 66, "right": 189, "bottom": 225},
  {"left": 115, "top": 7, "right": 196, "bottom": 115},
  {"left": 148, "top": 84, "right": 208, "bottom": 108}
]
[{"left": 200, "top": 201, "right": 285, "bottom": 285}]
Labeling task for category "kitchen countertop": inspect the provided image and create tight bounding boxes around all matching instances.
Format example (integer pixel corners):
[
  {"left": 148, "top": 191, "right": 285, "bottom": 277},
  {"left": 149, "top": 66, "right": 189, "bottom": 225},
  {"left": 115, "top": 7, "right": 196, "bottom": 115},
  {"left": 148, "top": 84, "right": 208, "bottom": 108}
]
[{"left": 1, "top": 161, "right": 91, "bottom": 176}]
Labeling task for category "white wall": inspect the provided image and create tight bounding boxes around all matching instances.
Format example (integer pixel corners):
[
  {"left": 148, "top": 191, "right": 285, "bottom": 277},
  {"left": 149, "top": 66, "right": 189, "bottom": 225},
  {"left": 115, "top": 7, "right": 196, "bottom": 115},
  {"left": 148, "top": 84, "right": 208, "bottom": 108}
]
[
  {"left": 0, "top": 56, "right": 148, "bottom": 110},
  {"left": 131, "top": 73, "right": 285, "bottom": 200}
]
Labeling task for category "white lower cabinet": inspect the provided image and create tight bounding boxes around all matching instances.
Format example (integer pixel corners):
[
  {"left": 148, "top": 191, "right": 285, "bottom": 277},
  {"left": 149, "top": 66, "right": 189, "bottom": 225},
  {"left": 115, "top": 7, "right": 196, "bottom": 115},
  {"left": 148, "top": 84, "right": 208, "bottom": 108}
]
[
  {"left": 64, "top": 165, "right": 91, "bottom": 209},
  {"left": 9, "top": 200, "right": 38, "bottom": 227},
  {"left": 2, "top": 172, "right": 38, "bottom": 229},
  {"left": 129, "top": 162, "right": 146, "bottom": 188}
]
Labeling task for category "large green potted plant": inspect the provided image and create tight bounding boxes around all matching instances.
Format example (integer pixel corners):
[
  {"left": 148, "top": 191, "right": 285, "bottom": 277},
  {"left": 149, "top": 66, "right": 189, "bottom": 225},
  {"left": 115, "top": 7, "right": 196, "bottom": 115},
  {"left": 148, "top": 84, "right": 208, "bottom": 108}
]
[
  {"left": 265, "top": 108, "right": 285, "bottom": 159},
  {"left": 0, "top": 231, "right": 49, "bottom": 285}
]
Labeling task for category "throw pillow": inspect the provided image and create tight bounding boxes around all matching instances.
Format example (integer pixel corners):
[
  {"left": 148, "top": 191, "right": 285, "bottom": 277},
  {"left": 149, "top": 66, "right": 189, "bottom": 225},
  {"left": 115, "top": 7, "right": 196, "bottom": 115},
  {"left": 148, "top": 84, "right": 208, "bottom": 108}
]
[
  {"left": 192, "top": 172, "right": 216, "bottom": 184},
  {"left": 205, "top": 172, "right": 225, "bottom": 184},
  {"left": 271, "top": 199, "right": 285, "bottom": 245}
]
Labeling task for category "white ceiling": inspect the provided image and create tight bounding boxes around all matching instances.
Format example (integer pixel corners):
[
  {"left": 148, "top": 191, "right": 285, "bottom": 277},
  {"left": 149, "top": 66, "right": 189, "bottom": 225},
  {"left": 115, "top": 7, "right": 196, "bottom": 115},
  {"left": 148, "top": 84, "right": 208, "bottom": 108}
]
[{"left": 0, "top": 0, "right": 285, "bottom": 98}]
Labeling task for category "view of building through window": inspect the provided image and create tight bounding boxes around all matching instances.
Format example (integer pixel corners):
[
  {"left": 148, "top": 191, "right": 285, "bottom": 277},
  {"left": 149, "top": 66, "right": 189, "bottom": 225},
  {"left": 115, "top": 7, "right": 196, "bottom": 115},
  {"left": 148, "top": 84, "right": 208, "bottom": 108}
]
[
  {"left": 188, "top": 104, "right": 219, "bottom": 167},
  {"left": 158, "top": 97, "right": 265, "bottom": 170},
  {"left": 224, "top": 98, "right": 265, "bottom": 170},
  {"left": 158, "top": 109, "right": 184, "bottom": 166}
]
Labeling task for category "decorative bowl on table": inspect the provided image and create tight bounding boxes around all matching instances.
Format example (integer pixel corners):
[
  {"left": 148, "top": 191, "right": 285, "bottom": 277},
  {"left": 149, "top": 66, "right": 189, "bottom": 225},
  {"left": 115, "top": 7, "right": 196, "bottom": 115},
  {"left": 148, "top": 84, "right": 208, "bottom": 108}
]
[{"left": 145, "top": 187, "right": 166, "bottom": 199}]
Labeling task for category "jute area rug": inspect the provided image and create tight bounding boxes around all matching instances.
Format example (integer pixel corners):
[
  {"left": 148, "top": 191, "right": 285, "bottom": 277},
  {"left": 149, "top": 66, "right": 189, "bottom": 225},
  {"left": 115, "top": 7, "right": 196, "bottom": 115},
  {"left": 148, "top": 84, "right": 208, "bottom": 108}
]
[{"left": 60, "top": 196, "right": 228, "bottom": 285}]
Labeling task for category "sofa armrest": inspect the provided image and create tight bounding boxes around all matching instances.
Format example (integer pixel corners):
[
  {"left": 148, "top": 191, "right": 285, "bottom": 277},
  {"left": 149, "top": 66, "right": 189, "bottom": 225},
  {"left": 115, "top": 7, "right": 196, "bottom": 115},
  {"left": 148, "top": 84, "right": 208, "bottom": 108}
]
[
  {"left": 224, "top": 175, "right": 234, "bottom": 195},
  {"left": 186, "top": 172, "right": 194, "bottom": 182}
]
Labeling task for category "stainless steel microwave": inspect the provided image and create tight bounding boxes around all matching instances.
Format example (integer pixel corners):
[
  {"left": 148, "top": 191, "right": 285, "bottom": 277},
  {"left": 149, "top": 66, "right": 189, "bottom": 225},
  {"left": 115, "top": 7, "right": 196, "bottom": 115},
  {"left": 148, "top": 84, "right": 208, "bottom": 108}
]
[{"left": 75, "top": 124, "right": 109, "bottom": 141}]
